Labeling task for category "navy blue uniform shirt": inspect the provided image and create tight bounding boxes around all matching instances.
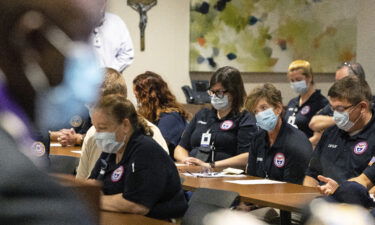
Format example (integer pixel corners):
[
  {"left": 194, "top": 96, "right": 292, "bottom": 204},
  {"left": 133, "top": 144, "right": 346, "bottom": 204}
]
[
  {"left": 364, "top": 163, "right": 375, "bottom": 186},
  {"left": 317, "top": 104, "right": 333, "bottom": 116},
  {"left": 89, "top": 131, "right": 187, "bottom": 219},
  {"left": 306, "top": 111, "right": 375, "bottom": 184},
  {"left": 179, "top": 108, "right": 258, "bottom": 161},
  {"left": 247, "top": 121, "right": 312, "bottom": 184},
  {"left": 284, "top": 90, "right": 328, "bottom": 138},
  {"left": 156, "top": 112, "right": 187, "bottom": 157}
]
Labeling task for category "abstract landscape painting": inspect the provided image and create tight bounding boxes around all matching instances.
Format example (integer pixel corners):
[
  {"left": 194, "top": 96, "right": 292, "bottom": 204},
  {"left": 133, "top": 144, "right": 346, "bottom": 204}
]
[{"left": 190, "top": 0, "right": 357, "bottom": 72}]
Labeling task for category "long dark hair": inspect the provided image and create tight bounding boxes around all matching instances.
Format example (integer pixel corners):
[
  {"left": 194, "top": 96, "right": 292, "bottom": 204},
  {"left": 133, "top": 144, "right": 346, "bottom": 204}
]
[{"left": 210, "top": 66, "right": 246, "bottom": 113}]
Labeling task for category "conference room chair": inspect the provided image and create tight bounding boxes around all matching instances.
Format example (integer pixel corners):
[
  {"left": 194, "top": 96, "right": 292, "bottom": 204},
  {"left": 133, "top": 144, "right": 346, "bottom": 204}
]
[
  {"left": 181, "top": 188, "right": 239, "bottom": 225},
  {"left": 48, "top": 155, "right": 79, "bottom": 175}
]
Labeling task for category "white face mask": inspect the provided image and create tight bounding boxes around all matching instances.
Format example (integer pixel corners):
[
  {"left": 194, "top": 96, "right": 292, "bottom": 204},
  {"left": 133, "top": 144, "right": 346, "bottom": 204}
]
[
  {"left": 333, "top": 107, "right": 361, "bottom": 132},
  {"left": 94, "top": 131, "right": 125, "bottom": 154},
  {"left": 290, "top": 80, "right": 308, "bottom": 94},
  {"left": 255, "top": 108, "right": 278, "bottom": 131},
  {"left": 211, "top": 95, "right": 230, "bottom": 110}
]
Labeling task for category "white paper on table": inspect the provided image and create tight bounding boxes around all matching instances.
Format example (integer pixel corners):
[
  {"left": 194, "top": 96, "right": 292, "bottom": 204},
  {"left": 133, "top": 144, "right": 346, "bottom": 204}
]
[
  {"left": 50, "top": 143, "right": 62, "bottom": 147},
  {"left": 224, "top": 179, "right": 285, "bottom": 185},
  {"left": 182, "top": 172, "right": 246, "bottom": 178},
  {"left": 71, "top": 150, "right": 82, "bottom": 155}
]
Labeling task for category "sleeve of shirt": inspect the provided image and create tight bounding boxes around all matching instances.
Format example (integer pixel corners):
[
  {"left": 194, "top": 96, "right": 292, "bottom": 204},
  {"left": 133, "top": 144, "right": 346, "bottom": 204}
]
[
  {"left": 146, "top": 120, "right": 169, "bottom": 154},
  {"left": 246, "top": 133, "right": 259, "bottom": 176},
  {"left": 317, "top": 104, "right": 333, "bottom": 116},
  {"left": 363, "top": 164, "right": 375, "bottom": 186},
  {"left": 112, "top": 17, "right": 134, "bottom": 72},
  {"left": 178, "top": 110, "right": 200, "bottom": 151},
  {"left": 76, "top": 126, "right": 96, "bottom": 179},
  {"left": 158, "top": 113, "right": 186, "bottom": 146},
  {"left": 122, "top": 147, "right": 169, "bottom": 208},
  {"left": 305, "top": 131, "right": 327, "bottom": 179},
  {"left": 237, "top": 111, "right": 258, "bottom": 154},
  {"left": 283, "top": 131, "right": 313, "bottom": 184}
]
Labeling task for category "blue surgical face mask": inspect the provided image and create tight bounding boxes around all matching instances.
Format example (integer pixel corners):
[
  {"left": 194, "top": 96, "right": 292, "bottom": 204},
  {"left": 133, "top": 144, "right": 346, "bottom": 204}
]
[
  {"left": 333, "top": 110, "right": 355, "bottom": 132},
  {"left": 255, "top": 108, "right": 278, "bottom": 131},
  {"left": 23, "top": 27, "right": 104, "bottom": 132},
  {"left": 94, "top": 131, "right": 126, "bottom": 154},
  {"left": 290, "top": 80, "right": 308, "bottom": 94},
  {"left": 211, "top": 95, "right": 230, "bottom": 110}
]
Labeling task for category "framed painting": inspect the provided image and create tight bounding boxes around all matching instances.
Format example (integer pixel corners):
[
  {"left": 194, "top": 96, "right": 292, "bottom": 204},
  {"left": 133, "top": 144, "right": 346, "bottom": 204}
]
[{"left": 190, "top": 0, "right": 357, "bottom": 72}]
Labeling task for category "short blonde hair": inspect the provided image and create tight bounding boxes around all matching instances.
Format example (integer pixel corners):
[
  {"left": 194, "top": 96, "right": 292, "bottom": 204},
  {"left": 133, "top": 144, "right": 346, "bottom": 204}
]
[{"left": 288, "top": 60, "right": 314, "bottom": 84}]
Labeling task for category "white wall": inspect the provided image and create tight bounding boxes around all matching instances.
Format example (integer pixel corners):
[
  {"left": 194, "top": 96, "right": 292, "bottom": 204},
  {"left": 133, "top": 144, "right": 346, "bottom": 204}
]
[
  {"left": 108, "top": 0, "right": 191, "bottom": 104},
  {"left": 109, "top": 0, "right": 374, "bottom": 104}
]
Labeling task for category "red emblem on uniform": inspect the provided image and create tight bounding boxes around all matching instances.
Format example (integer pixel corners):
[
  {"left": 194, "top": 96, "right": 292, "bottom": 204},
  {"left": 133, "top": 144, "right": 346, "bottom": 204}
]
[
  {"left": 353, "top": 141, "right": 368, "bottom": 155},
  {"left": 220, "top": 120, "right": 233, "bottom": 130},
  {"left": 301, "top": 105, "right": 310, "bottom": 115},
  {"left": 274, "top": 153, "right": 285, "bottom": 168},
  {"left": 111, "top": 166, "right": 124, "bottom": 182}
]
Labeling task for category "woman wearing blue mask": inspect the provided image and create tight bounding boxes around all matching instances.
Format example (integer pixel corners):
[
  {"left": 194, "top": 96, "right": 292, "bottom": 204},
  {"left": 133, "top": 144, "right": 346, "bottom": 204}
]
[
  {"left": 246, "top": 83, "right": 312, "bottom": 184},
  {"left": 89, "top": 94, "right": 187, "bottom": 219},
  {"left": 174, "top": 66, "right": 258, "bottom": 169},
  {"left": 284, "top": 60, "right": 328, "bottom": 141}
]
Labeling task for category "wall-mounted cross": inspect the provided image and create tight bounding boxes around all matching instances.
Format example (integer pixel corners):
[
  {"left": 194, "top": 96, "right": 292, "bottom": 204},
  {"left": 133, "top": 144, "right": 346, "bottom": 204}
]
[{"left": 127, "top": 0, "right": 157, "bottom": 51}]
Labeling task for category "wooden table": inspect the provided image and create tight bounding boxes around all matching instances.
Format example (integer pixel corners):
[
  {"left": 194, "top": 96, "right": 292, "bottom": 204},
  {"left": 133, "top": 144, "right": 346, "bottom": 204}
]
[
  {"left": 179, "top": 166, "right": 321, "bottom": 225},
  {"left": 50, "top": 143, "right": 81, "bottom": 158},
  {"left": 101, "top": 211, "right": 174, "bottom": 225}
]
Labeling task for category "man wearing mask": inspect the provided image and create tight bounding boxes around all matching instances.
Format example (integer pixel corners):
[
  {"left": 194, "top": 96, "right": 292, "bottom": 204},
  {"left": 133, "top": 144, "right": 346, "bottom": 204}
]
[
  {"left": 92, "top": 0, "right": 134, "bottom": 72},
  {"left": 304, "top": 76, "right": 375, "bottom": 187},
  {"left": 309, "top": 62, "right": 366, "bottom": 146},
  {"left": 0, "top": 0, "right": 102, "bottom": 223}
]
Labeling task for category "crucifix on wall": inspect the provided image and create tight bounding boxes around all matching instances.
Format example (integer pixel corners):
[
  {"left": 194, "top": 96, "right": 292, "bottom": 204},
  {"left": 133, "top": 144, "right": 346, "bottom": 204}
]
[{"left": 127, "top": 0, "right": 157, "bottom": 51}]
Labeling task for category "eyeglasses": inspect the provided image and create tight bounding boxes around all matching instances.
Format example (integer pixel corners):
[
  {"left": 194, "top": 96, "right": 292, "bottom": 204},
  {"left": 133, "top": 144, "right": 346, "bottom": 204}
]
[
  {"left": 342, "top": 62, "right": 358, "bottom": 76},
  {"left": 330, "top": 104, "right": 355, "bottom": 113},
  {"left": 207, "top": 89, "right": 228, "bottom": 99}
]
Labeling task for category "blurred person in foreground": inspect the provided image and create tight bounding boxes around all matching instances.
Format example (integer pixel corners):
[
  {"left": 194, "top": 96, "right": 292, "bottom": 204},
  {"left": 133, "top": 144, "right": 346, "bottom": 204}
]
[{"left": 0, "top": 0, "right": 103, "bottom": 224}]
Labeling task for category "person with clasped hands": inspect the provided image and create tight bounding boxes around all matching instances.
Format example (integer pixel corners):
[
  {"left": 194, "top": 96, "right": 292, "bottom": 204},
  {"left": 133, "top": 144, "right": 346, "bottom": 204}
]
[
  {"left": 304, "top": 76, "right": 375, "bottom": 187},
  {"left": 174, "top": 66, "right": 258, "bottom": 169}
]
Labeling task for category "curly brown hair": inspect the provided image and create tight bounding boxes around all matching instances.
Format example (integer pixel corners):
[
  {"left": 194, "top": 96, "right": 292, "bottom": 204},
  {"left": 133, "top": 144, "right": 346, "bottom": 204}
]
[{"left": 133, "top": 71, "right": 189, "bottom": 123}]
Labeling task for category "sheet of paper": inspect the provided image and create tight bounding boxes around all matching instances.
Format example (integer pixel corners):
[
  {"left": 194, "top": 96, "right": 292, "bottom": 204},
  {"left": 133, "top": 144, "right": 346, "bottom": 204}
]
[
  {"left": 50, "top": 143, "right": 62, "bottom": 147},
  {"left": 71, "top": 150, "right": 82, "bottom": 155},
  {"left": 182, "top": 172, "right": 246, "bottom": 178},
  {"left": 224, "top": 179, "right": 285, "bottom": 185}
]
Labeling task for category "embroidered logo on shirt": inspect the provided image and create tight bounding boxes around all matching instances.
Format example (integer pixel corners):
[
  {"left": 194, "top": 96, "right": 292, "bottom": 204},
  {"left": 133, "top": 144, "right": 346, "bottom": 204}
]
[
  {"left": 70, "top": 115, "right": 83, "bottom": 128},
  {"left": 111, "top": 166, "right": 124, "bottom": 182},
  {"left": 197, "top": 120, "right": 207, "bottom": 125},
  {"left": 220, "top": 120, "right": 234, "bottom": 130},
  {"left": 31, "top": 141, "right": 45, "bottom": 157},
  {"left": 274, "top": 153, "right": 285, "bottom": 168},
  {"left": 353, "top": 141, "right": 368, "bottom": 155},
  {"left": 301, "top": 105, "right": 311, "bottom": 115}
]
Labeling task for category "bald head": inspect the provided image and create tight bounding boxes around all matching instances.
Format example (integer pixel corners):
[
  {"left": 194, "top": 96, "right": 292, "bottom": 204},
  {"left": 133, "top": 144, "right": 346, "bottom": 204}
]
[{"left": 0, "top": 0, "right": 101, "bottom": 120}]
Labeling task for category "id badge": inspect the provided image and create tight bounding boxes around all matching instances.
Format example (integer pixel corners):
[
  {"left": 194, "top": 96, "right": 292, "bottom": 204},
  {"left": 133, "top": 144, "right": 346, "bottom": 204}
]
[{"left": 200, "top": 132, "right": 211, "bottom": 147}]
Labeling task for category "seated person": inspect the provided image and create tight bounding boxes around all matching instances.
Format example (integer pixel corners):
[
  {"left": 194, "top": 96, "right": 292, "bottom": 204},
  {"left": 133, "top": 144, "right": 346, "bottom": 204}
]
[
  {"left": 133, "top": 71, "right": 189, "bottom": 158},
  {"left": 76, "top": 68, "right": 168, "bottom": 179},
  {"left": 245, "top": 83, "right": 312, "bottom": 184},
  {"left": 304, "top": 76, "right": 375, "bottom": 187},
  {"left": 309, "top": 62, "right": 366, "bottom": 146},
  {"left": 284, "top": 60, "right": 328, "bottom": 142},
  {"left": 174, "top": 66, "right": 258, "bottom": 169},
  {"left": 89, "top": 95, "right": 187, "bottom": 219}
]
